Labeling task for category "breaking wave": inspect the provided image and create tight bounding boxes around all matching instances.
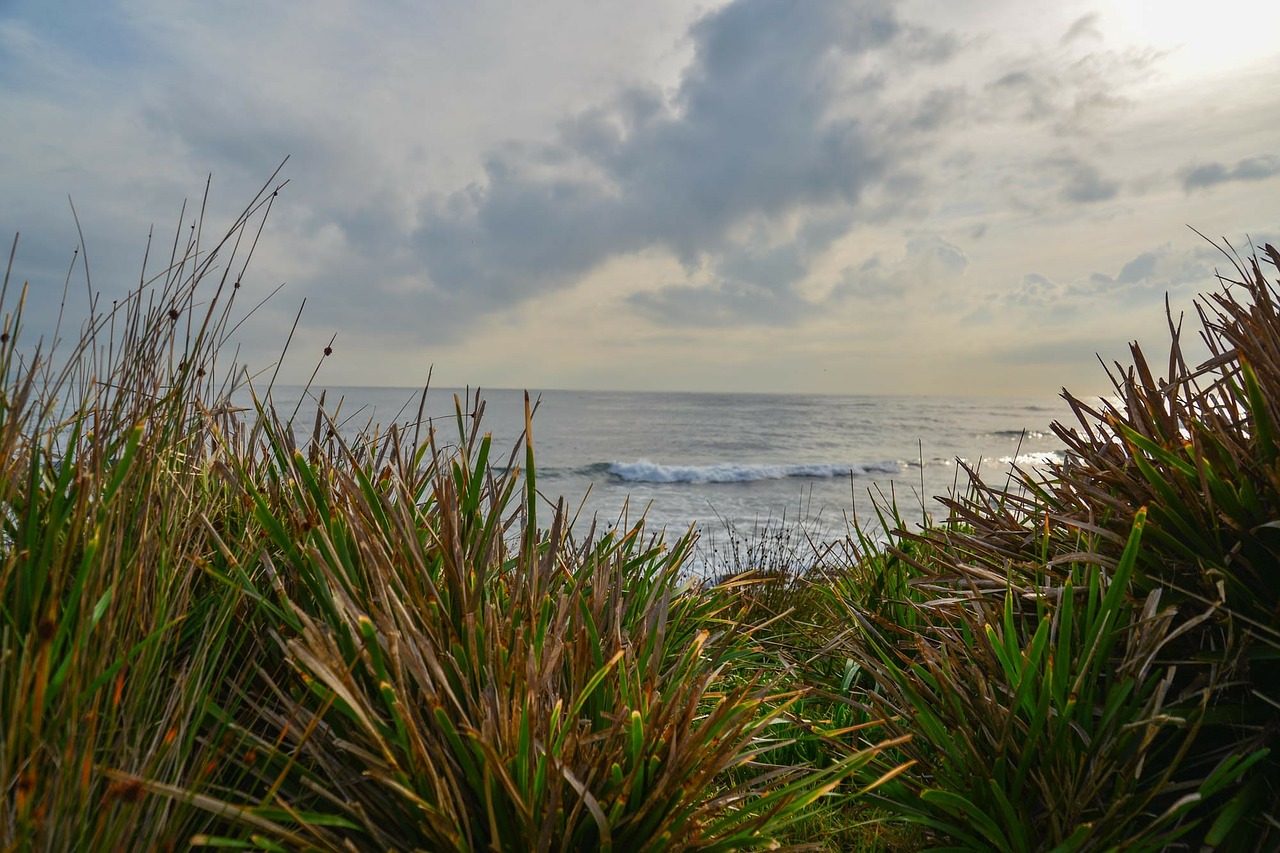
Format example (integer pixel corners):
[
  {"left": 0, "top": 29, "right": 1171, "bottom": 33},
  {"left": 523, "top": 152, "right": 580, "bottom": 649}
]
[{"left": 594, "top": 459, "right": 903, "bottom": 485}]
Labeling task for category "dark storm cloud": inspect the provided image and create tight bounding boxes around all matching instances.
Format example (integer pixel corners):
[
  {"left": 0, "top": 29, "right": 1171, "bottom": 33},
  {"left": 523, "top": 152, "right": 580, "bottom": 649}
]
[
  {"left": 412, "top": 0, "right": 956, "bottom": 330},
  {"left": 1181, "top": 155, "right": 1280, "bottom": 192}
]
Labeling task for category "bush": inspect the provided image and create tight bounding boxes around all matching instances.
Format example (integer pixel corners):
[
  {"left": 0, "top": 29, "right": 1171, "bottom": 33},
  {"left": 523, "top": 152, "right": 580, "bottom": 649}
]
[{"left": 826, "top": 242, "right": 1280, "bottom": 850}]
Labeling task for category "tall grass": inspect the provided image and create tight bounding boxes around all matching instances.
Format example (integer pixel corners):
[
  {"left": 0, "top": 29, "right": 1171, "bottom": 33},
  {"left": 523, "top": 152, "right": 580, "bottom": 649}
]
[
  {"left": 0, "top": 173, "right": 286, "bottom": 848},
  {"left": 0, "top": 178, "right": 897, "bottom": 850},
  {"left": 194, "top": 391, "right": 902, "bottom": 851},
  {"left": 5, "top": 170, "right": 1277, "bottom": 851},
  {"left": 818, "top": 241, "right": 1280, "bottom": 850}
]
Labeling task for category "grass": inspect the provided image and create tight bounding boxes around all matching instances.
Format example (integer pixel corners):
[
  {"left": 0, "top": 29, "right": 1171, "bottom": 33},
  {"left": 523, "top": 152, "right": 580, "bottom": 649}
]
[
  {"left": 0, "top": 179, "right": 902, "bottom": 850},
  {"left": 814, "top": 240, "right": 1280, "bottom": 849},
  {"left": 2, "top": 174, "right": 1277, "bottom": 850}
]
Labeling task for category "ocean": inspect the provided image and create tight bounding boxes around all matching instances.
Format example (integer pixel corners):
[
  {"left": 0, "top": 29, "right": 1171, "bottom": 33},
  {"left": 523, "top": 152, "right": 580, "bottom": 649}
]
[{"left": 261, "top": 386, "right": 1071, "bottom": 572}]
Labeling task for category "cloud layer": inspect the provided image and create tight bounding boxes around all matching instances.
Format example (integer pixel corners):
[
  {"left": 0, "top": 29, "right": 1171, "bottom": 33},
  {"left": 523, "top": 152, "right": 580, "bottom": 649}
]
[
  {"left": 1, "top": 0, "right": 1278, "bottom": 393},
  {"left": 411, "top": 0, "right": 961, "bottom": 330}
]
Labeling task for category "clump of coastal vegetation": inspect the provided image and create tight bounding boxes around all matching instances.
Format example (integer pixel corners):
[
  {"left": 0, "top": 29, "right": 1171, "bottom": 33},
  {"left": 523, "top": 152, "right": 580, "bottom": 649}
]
[
  {"left": 831, "top": 241, "right": 1280, "bottom": 850},
  {"left": 1, "top": 173, "right": 1276, "bottom": 850}
]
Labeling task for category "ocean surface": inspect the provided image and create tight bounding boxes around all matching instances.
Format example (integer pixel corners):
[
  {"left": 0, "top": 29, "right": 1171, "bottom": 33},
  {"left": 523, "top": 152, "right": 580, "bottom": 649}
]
[{"left": 261, "top": 386, "right": 1072, "bottom": 572}]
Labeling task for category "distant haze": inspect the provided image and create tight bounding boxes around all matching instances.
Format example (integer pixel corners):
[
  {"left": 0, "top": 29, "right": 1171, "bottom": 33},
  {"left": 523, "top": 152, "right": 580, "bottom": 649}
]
[{"left": 2, "top": 0, "right": 1277, "bottom": 396}]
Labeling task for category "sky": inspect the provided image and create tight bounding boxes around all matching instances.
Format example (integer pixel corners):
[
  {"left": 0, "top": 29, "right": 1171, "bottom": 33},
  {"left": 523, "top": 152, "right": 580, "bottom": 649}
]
[{"left": 2, "top": 0, "right": 1278, "bottom": 397}]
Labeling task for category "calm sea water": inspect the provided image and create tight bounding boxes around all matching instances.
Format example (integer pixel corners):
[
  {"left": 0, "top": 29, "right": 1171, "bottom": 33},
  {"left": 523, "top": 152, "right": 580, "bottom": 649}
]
[{"left": 260, "top": 386, "right": 1071, "bottom": 570}]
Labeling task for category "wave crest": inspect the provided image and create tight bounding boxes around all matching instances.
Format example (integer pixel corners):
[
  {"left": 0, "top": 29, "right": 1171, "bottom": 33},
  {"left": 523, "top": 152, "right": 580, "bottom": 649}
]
[
  {"left": 603, "top": 459, "right": 902, "bottom": 484},
  {"left": 998, "top": 451, "right": 1064, "bottom": 466}
]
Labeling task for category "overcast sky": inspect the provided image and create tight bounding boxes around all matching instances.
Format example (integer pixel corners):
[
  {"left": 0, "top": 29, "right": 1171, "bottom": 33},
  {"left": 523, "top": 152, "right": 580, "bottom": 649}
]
[{"left": 3, "top": 0, "right": 1278, "bottom": 396}]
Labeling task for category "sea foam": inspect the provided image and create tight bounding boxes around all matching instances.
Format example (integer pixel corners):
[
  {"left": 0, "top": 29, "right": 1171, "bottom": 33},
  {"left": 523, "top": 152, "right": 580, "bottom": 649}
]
[
  {"left": 604, "top": 459, "right": 902, "bottom": 484},
  {"left": 997, "top": 451, "right": 1064, "bottom": 467}
]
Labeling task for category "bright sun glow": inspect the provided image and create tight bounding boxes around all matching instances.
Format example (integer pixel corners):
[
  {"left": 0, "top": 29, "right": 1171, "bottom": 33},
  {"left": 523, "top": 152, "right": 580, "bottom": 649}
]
[{"left": 1106, "top": 1, "right": 1280, "bottom": 77}]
